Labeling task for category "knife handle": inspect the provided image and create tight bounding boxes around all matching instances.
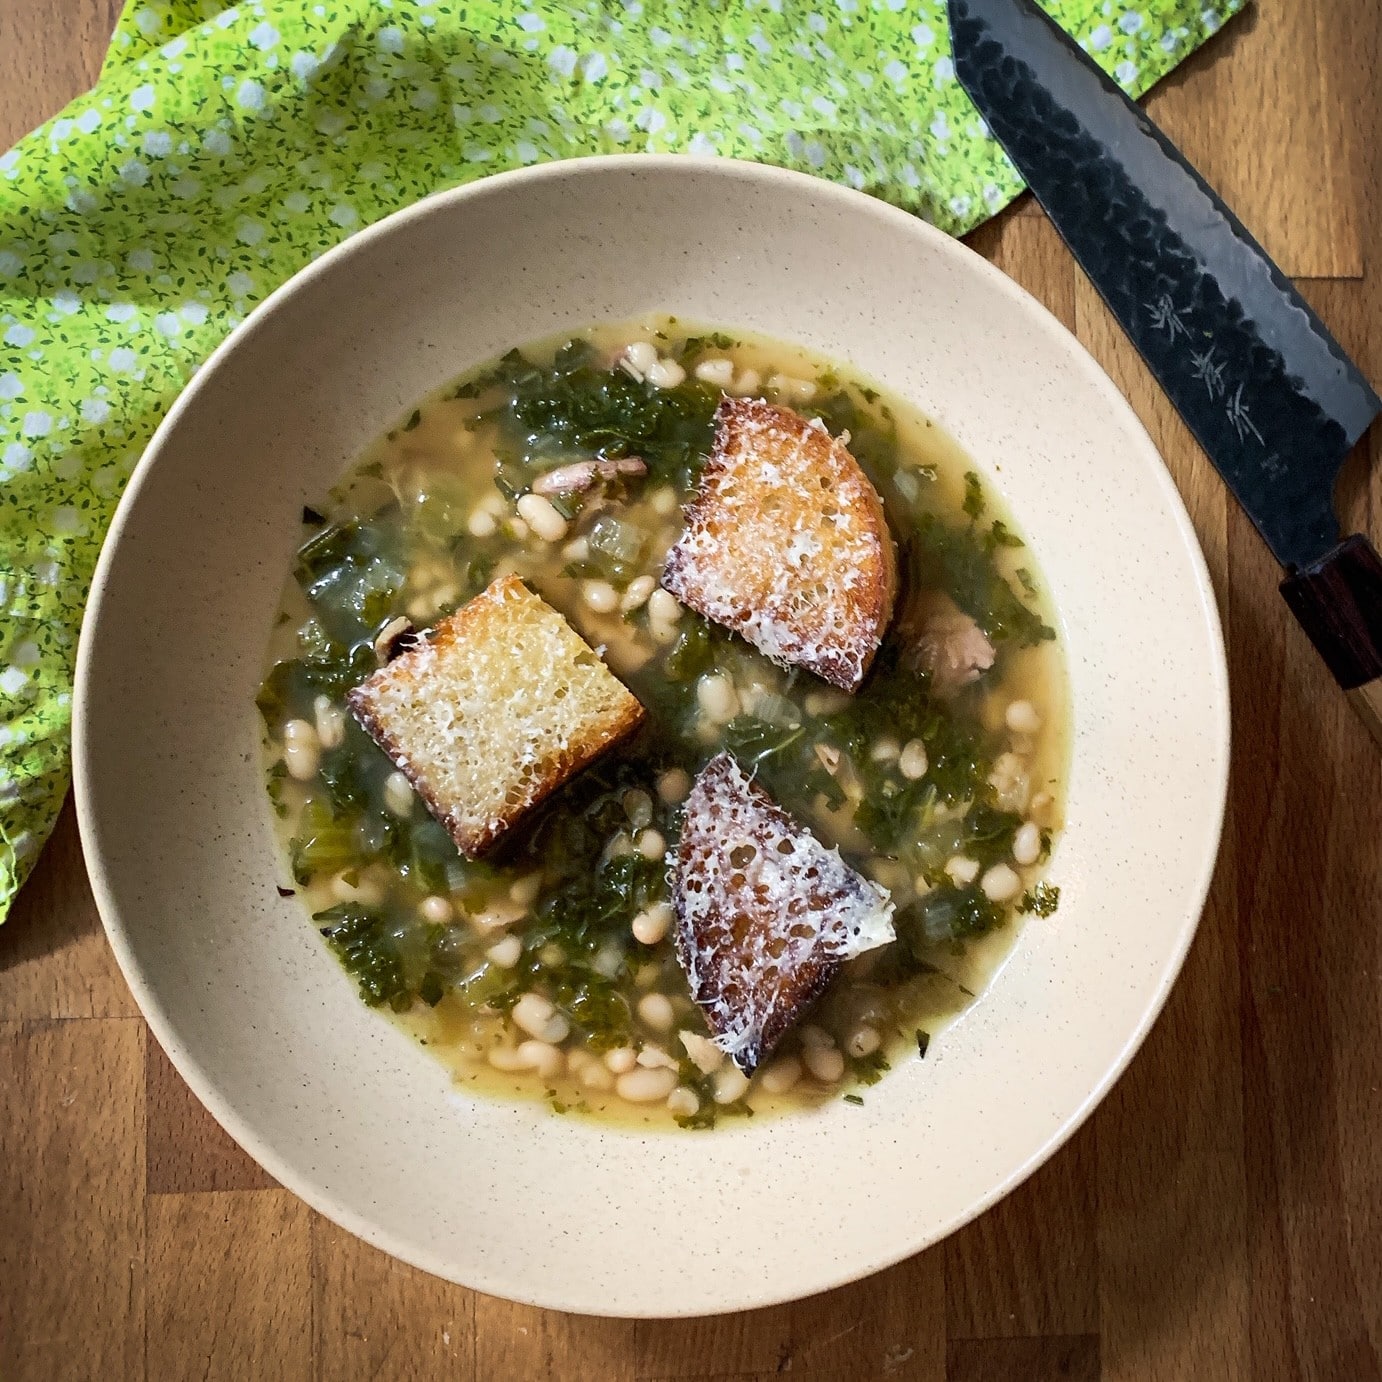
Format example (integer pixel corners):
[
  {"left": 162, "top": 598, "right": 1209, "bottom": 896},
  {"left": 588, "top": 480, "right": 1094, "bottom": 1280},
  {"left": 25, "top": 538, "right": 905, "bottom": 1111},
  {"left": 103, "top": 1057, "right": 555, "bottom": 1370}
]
[{"left": 1280, "top": 534, "right": 1382, "bottom": 744}]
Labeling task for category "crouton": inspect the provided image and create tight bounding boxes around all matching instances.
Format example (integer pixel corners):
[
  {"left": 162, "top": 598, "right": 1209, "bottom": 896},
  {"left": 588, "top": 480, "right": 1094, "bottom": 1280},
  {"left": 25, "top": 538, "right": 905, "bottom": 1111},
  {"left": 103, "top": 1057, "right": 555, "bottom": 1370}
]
[
  {"left": 671, "top": 752, "right": 895, "bottom": 1075},
  {"left": 347, "top": 574, "right": 645, "bottom": 858},
  {"left": 661, "top": 398, "right": 898, "bottom": 692}
]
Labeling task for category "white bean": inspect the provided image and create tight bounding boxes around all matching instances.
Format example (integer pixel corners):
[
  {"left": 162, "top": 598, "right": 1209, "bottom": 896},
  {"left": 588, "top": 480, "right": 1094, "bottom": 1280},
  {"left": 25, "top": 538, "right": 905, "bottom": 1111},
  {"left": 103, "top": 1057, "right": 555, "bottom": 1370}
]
[
  {"left": 467, "top": 508, "right": 498, "bottom": 539},
  {"left": 694, "top": 357, "right": 736, "bottom": 388},
  {"left": 759, "top": 1056, "right": 803, "bottom": 1095},
  {"left": 769, "top": 373, "right": 816, "bottom": 404},
  {"left": 515, "top": 1040, "right": 564, "bottom": 1080},
  {"left": 603, "top": 1046, "right": 638, "bottom": 1074},
  {"left": 312, "top": 696, "right": 346, "bottom": 750},
  {"left": 845, "top": 1024, "right": 881, "bottom": 1058},
  {"left": 870, "top": 737, "right": 900, "bottom": 763},
  {"left": 331, "top": 872, "right": 384, "bottom": 907},
  {"left": 623, "top": 788, "right": 654, "bottom": 829},
  {"left": 798, "top": 1024, "right": 834, "bottom": 1050},
  {"left": 732, "top": 366, "right": 761, "bottom": 396},
  {"left": 487, "top": 1045, "right": 531, "bottom": 1072},
  {"left": 636, "top": 828, "right": 666, "bottom": 861},
  {"left": 383, "top": 770, "right": 414, "bottom": 818},
  {"left": 696, "top": 673, "right": 740, "bottom": 724},
  {"left": 945, "top": 855, "right": 980, "bottom": 886},
  {"left": 667, "top": 1086, "right": 701, "bottom": 1118},
  {"left": 508, "top": 517, "right": 530, "bottom": 541},
  {"left": 508, "top": 873, "right": 542, "bottom": 907},
  {"left": 561, "top": 535, "right": 589, "bottom": 563},
  {"left": 981, "top": 862, "right": 1022, "bottom": 903},
  {"left": 645, "top": 358, "right": 686, "bottom": 389},
  {"left": 419, "top": 894, "right": 452, "bottom": 924},
  {"left": 592, "top": 943, "right": 624, "bottom": 979},
  {"left": 637, "top": 992, "right": 675, "bottom": 1032},
  {"left": 1013, "top": 820, "right": 1042, "bottom": 866},
  {"left": 283, "top": 718, "right": 321, "bottom": 781},
  {"left": 680, "top": 1029, "right": 725, "bottom": 1074},
  {"left": 646, "top": 588, "right": 682, "bottom": 626},
  {"left": 581, "top": 579, "right": 619, "bottom": 615},
  {"left": 616, "top": 1066, "right": 679, "bottom": 1103},
  {"left": 649, "top": 618, "right": 682, "bottom": 646},
  {"left": 1005, "top": 699, "right": 1042, "bottom": 735},
  {"left": 899, "top": 739, "right": 929, "bottom": 780},
  {"left": 469, "top": 899, "right": 525, "bottom": 932},
  {"left": 657, "top": 767, "right": 691, "bottom": 804},
  {"left": 486, "top": 934, "right": 522, "bottom": 969},
  {"left": 620, "top": 575, "right": 657, "bottom": 612},
  {"left": 618, "top": 340, "right": 658, "bottom": 380},
  {"left": 579, "top": 1062, "right": 615, "bottom": 1092},
  {"left": 714, "top": 1065, "right": 750, "bottom": 1104},
  {"left": 632, "top": 901, "right": 674, "bottom": 946},
  {"left": 804, "top": 1045, "right": 846, "bottom": 1084},
  {"left": 517, "top": 492, "right": 569, "bottom": 543},
  {"left": 512, "top": 993, "right": 570, "bottom": 1044},
  {"left": 804, "top": 688, "right": 850, "bottom": 717},
  {"left": 649, "top": 485, "right": 679, "bottom": 517},
  {"left": 636, "top": 1044, "right": 678, "bottom": 1070}
]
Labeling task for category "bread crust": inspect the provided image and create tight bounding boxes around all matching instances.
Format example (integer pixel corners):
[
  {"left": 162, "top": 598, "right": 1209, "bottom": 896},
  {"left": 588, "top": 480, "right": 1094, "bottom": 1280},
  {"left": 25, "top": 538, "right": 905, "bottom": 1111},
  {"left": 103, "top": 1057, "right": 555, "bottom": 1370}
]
[
  {"left": 662, "top": 398, "right": 897, "bottom": 691},
  {"left": 671, "top": 752, "right": 894, "bottom": 1075}
]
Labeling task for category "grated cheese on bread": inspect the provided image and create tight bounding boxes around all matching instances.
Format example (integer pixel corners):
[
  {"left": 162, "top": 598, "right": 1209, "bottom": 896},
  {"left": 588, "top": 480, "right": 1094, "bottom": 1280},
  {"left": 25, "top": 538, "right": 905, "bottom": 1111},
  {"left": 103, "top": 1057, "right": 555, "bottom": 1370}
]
[
  {"left": 661, "top": 397, "right": 898, "bottom": 692},
  {"left": 671, "top": 752, "right": 895, "bottom": 1075},
  {"left": 347, "top": 574, "right": 645, "bottom": 858}
]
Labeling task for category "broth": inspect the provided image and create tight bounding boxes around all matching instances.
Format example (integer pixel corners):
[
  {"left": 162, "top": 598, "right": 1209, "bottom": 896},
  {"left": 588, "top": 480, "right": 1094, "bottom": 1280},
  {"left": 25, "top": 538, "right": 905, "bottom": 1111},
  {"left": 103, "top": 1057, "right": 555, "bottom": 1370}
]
[{"left": 257, "top": 318, "right": 1068, "bottom": 1129}]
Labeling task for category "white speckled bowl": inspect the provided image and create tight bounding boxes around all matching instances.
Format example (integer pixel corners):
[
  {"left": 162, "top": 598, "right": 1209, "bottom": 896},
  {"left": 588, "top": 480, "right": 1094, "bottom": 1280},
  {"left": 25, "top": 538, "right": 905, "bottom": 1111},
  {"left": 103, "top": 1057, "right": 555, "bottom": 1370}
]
[{"left": 74, "top": 156, "right": 1229, "bottom": 1317}]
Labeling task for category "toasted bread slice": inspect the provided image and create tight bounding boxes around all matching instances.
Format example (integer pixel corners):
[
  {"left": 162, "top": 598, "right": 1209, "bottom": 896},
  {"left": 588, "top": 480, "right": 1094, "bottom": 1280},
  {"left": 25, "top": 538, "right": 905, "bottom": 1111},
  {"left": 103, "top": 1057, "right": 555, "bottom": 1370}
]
[
  {"left": 661, "top": 398, "right": 897, "bottom": 691},
  {"left": 671, "top": 752, "right": 895, "bottom": 1075},
  {"left": 347, "top": 574, "right": 645, "bottom": 858}
]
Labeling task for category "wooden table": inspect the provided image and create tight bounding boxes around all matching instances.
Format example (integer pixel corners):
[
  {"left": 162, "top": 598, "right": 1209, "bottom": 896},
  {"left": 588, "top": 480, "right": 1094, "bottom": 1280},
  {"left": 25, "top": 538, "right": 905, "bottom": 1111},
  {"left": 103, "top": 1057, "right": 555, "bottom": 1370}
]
[{"left": 2, "top": 3, "right": 1378, "bottom": 1378}]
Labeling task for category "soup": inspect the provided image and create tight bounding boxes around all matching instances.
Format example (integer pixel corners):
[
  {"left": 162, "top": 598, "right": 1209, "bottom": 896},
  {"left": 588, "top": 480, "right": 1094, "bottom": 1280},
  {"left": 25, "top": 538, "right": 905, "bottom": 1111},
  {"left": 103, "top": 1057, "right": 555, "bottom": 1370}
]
[{"left": 256, "top": 319, "right": 1067, "bottom": 1129}]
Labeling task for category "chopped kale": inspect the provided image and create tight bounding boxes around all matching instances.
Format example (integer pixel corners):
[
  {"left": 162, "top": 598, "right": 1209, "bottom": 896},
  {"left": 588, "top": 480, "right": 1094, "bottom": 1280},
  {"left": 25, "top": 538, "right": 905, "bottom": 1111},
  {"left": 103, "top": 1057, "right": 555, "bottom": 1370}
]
[
  {"left": 722, "top": 715, "right": 806, "bottom": 771},
  {"left": 662, "top": 619, "right": 717, "bottom": 681},
  {"left": 847, "top": 1049, "right": 892, "bottom": 1087},
  {"left": 916, "top": 1029, "right": 930, "bottom": 1059},
  {"left": 903, "top": 883, "right": 1006, "bottom": 948},
  {"left": 906, "top": 517, "right": 1054, "bottom": 648},
  {"left": 316, "top": 904, "right": 411, "bottom": 1011},
  {"left": 985, "top": 519, "right": 1024, "bottom": 551},
  {"left": 843, "top": 1093, "right": 865, "bottom": 1106},
  {"left": 961, "top": 470, "right": 985, "bottom": 520},
  {"left": 1020, "top": 882, "right": 1061, "bottom": 917},
  {"left": 958, "top": 801, "right": 1023, "bottom": 868},
  {"left": 486, "top": 340, "right": 721, "bottom": 491}
]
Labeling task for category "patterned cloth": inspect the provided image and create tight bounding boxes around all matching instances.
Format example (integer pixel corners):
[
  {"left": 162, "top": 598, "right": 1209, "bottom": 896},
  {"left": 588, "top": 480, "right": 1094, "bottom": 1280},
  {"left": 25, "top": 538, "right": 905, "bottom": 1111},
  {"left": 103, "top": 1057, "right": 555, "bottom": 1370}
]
[{"left": 0, "top": 0, "right": 1244, "bottom": 921}]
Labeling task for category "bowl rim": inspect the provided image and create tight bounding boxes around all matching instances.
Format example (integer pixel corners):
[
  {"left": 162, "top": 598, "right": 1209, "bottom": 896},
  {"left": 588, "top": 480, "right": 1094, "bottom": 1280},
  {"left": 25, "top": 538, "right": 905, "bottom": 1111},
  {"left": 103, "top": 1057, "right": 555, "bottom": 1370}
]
[{"left": 73, "top": 153, "right": 1231, "bottom": 1316}]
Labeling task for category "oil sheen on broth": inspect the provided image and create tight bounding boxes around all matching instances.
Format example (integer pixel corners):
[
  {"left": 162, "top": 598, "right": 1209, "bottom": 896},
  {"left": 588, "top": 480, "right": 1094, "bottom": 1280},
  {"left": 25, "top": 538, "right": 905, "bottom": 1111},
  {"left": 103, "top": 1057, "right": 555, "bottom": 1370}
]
[{"left": 257, "top": 318, "right": 1068, "bottom": 1129}]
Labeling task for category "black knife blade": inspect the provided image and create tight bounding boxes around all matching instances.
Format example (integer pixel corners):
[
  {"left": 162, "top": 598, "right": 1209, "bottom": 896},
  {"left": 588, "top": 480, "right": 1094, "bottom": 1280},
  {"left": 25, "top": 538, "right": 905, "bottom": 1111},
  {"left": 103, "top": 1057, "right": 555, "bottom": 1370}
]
[{"left": 948, "top": 0, "right": 1382, "bottom": 735}]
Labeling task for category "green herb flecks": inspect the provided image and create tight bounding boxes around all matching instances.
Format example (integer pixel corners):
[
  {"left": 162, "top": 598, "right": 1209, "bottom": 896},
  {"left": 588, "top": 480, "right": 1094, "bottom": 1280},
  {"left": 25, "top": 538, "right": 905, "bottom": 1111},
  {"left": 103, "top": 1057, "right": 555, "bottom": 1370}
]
[{"left": 1020, "top": 882, "right": 1061, "bottom": 917}]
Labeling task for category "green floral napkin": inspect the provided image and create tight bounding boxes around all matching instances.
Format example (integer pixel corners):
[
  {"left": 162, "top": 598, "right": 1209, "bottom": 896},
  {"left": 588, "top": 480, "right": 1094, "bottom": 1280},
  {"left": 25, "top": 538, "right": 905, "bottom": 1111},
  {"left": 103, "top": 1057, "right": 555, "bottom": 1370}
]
[{"left": 0, "top": 0, "right": 1243, "bottom": 921}]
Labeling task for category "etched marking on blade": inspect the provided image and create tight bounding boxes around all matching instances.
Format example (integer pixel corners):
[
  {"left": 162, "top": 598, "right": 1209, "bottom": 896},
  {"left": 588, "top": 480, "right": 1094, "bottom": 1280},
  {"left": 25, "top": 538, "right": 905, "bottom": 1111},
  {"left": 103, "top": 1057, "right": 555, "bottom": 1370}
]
[{"left": 948, "top": 0, "right": 1381, "bottom": 569}]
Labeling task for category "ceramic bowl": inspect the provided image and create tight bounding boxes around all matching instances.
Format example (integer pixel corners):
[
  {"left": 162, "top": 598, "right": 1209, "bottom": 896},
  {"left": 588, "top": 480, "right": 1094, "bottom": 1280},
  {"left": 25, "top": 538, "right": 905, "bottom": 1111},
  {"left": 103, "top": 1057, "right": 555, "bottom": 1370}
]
[{"left": 74, "top": 156, "right": 1229, "bottom": 1317}]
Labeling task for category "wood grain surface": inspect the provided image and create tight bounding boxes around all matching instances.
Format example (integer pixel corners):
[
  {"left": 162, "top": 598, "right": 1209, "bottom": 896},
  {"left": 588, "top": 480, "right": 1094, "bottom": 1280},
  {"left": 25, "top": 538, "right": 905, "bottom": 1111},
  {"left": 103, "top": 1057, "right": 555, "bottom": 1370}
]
[{"left": 2, "top": 3, "right": 1378, "bottom": 1378}]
